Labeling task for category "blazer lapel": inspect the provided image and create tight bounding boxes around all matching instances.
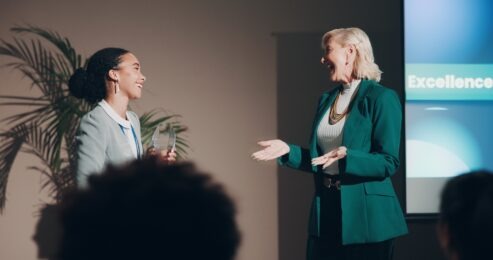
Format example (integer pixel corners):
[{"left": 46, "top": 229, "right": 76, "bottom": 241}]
[
  {"left": 342, "top": 80, "right": 371, "bottom": 147},
  {"left": 310, "top": 87, "right": 340, "bottom": 155}
]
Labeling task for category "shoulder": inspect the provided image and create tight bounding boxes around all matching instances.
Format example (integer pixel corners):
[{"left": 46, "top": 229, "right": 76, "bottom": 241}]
[
  {"left": 362, "top": 80, "right": 399, "bottom": 102},
  {"left": 77, "top": 106, "right": 111, "bottom": 140},
  {"left": 360, "top": 80, "right": 402, "bottom": 118},
  {"left": 80, "top": 105, "right": 110, "bottom": 127}
]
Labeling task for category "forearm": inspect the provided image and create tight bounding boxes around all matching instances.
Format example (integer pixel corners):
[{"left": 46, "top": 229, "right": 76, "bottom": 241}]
[
  {"left": 278, "top": 144, "right": 315, "bottom": 173},
  {"left": 342, "top": 149, "right": 399, "bottom": 179}
]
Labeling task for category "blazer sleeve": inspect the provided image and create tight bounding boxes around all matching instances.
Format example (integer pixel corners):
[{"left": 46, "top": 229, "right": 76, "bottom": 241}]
[
  {"left": 277, "top": 144, "right": 315, "bottom": 173},
  {"left": 276, "top": 92, "right": 332, "bottom": 174},
  {"left": 342, "top": 89, "right": 402, "bottom": 178},
  {"left": 76, "top": 113, "right": 108, "bottom": 188}
]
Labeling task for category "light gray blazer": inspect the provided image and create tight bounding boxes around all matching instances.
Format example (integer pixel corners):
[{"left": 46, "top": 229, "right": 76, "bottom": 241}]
[{"left": 75, "top": 105, "right": 143, "bottom": 188}]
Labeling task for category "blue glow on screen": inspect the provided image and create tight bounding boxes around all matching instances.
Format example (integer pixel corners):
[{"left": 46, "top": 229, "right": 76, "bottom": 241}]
[
  {"left": 406, "top": 103, "right": 487, "bottom": 177},
  {"left": 405, "top": 0, "right": 493, "bottom": 63},
  {"left": 405, "top": 0, "right": 493, "bottom": 181}
]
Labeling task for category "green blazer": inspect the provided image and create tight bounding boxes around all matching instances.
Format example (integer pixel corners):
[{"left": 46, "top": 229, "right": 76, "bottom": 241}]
[{"left": 279, "top": 79, "right": 408, "bottom": 245}]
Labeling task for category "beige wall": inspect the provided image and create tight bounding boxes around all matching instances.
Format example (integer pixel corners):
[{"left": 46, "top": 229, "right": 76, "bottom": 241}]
[
  {"left": 0, "top": 0, "right": 331, "bottom": 259},
  {"left": 0, "top": 0, "right": 400, "bottom": 260}
]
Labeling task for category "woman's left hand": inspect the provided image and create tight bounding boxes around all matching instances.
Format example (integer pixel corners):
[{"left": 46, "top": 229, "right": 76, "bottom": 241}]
[
  {"left": 311, "top": 146, "right": 347, "bottom": 169},
  {"left": 147, "top": 147, "right": 177, "bottom": 165}
]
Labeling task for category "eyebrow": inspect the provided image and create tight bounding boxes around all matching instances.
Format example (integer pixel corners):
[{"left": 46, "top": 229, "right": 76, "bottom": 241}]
[{"left": 132, "top": 62, "right": 140, "bottom": 67}]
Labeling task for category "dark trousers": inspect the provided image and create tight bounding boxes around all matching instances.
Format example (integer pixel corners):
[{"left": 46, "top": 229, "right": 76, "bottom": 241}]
[{"left": 307, "top": 185, "right": 394, "bottom": 260}]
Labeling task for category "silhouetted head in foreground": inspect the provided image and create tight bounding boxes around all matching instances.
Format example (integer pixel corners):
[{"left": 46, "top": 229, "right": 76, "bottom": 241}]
[
  {"left": 59, "top": 158, "right": 240, "bottom": 260},
  {"left": 438, "top": 170, "right": 493, "bottom": 260}
]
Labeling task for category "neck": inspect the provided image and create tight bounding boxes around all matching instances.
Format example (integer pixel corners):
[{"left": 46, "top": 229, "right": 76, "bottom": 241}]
[
  {"left": 341, "top": 75, "right": 356, "bottom": 85},
  {"left": 104, "top": 95, "right": 129, "bottom": 119},
  {"left": 342, "top": 78, "right": 360, "bottom": 89}
]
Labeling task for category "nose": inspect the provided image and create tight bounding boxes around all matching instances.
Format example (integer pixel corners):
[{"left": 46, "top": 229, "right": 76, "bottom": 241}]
[{"left": 141, "top": 73, "right": 146, "bottom": 82}]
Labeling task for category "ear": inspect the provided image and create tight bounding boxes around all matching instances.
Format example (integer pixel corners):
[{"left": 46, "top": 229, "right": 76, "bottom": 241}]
[
  {"left": 107, "top": 69, "right": 119, "bottom": 82},
  {"left": 346, "top": 44, "right": 356, "bottom": 62}
]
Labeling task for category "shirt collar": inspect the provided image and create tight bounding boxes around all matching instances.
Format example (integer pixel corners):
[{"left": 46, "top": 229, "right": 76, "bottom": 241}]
[
  {"left": 98, "top": 100, "right": 132, "bottom": 129},
  {"left": 342, "top": 79, "right": 361, "bottom": 94}
]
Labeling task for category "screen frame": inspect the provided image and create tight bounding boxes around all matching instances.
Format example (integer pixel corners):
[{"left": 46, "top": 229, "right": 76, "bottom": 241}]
[{"left": 402, "top": 0, "right": 440, "bottom": 219}]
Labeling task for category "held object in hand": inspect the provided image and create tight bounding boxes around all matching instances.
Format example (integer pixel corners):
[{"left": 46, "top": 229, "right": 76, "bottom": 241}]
[{"left": 150, "top": 124, "right": 176, "bottom": 152}]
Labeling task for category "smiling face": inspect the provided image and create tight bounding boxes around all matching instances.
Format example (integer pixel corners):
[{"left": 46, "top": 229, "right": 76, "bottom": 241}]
[
  {"left": 112, "top": 53, "right": 146, "bottom": 100},
  {"left": 321, "top": 38, "right": 356, "bottom": 84}
]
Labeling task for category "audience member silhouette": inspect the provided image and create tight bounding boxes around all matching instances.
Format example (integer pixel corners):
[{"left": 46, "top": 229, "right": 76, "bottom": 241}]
[
  {"left": 438, "top": 170, "right": 493, "bottom": 260},
  {"left": 58, "top": 158, "right": 240, "bottom": 260},
  {"left": 32, "top": 204, "right": 62, "bottom": 260}
]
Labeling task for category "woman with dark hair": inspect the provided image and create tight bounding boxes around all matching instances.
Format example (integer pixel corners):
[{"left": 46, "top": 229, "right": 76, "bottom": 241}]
[{"left": 69, "top": 48, "right": 175, "bottom": 187}]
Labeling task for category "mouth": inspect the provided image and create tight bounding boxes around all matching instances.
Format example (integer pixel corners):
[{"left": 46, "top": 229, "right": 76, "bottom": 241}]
[
  {"left": 136, "top": 84, "right": 143, "bottom": 89},
  {"left": 327, "top": 64, "right": 335, "bottom": 74},
  {"left": 322, "top": 59, "right": 334, "bottom": 73}
]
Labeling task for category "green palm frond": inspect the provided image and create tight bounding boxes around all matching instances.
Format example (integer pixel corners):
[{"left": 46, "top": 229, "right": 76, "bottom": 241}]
[
  {"left": 11, "top": 25, "right": 83, "bottom": 71},
  {"left": 0, "top": 37, "right": 63, "bottom": 96},
  {"left": 0, "top": 96, "right": 50, "bottom": 124},
  {"left": 139, "top": 109, "right": 190, "bottom": 159},
  {"left": 0, "top": 26, "right": 189, "bottom": 213},
  {"left": 0, "top": 125, "right": 29, "bottom": 212},
  {"left": 27, "top": 164, "right": 74, "bottom": 202}
]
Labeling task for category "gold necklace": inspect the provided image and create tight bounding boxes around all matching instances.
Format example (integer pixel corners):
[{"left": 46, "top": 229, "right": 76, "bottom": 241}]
[{"left": 329, "top": 86, "right": 359, "bottom": 125}]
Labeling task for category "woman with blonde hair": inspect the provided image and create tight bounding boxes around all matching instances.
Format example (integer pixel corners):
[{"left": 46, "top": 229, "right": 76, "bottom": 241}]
[{"left": 253, "top": 27, "right": 407, "bottom": 259}]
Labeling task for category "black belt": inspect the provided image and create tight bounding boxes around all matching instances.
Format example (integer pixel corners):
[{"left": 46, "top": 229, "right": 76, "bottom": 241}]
[{"left": 323, "top": 175, "right": 341, "bottom": 190}]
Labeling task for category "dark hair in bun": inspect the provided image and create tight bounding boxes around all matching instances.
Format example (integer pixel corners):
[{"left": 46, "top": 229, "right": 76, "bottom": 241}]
[{"left": 68, "top": 48, "right": 130, "bottom": 104}]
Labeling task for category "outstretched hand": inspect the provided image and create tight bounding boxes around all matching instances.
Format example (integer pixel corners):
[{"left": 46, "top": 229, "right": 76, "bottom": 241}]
[
  {"left": 311, "top": 146, "right": 347, "bottom": 169},
  {"left": 252, "top": 139, "right": 290, "bottom": 161}
]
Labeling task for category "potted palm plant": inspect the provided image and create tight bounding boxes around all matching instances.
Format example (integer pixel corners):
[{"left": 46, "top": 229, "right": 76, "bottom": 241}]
[{"left": 0, "top": 25, "right": 188, "bottom": 212}]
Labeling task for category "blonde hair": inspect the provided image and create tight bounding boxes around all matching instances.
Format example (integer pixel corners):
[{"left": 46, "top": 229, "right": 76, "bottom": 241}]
[{"left": 321, "top": 27, "right": 382, "bottom": 82}]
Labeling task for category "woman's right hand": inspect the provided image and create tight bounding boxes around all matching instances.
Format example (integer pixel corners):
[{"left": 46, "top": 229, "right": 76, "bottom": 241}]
[
  {"left": 252, "top": 139, "right": 290, "bottom": 161},
  {"left": 146, "top": 147, "right": 177, "bottom": 165}
]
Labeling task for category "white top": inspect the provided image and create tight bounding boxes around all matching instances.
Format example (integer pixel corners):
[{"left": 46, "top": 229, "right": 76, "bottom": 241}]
[
  {"left": 99, "top": 100, "right": 139, "bottom": 158},
  {"left": 316, "top": 79, "right": 360, "bottom": 175}
]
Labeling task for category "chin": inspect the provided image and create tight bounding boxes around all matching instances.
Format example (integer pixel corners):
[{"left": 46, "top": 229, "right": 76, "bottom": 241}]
[{"left": 130, "top": 94, "right": 142, "bottom": 100}]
